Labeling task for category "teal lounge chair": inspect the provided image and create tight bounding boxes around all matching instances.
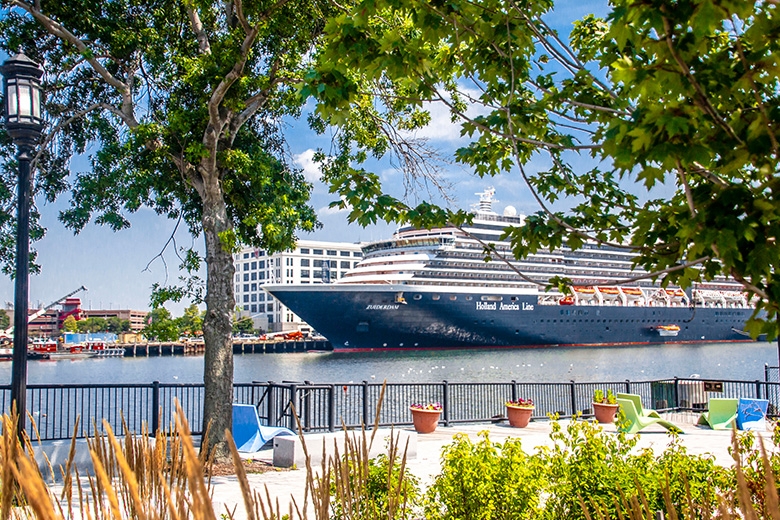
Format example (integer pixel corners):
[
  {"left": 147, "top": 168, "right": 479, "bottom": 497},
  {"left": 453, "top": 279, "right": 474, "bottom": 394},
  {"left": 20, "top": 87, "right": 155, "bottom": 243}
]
[
  {"left": 696, "top": 398, "right": 738, "bottom": 430},
  {"left": 616, "top": 397, "right": 682, "bottom": 434},
  {"left": 617, "top": 393, "right": 664, "bottom": 420}
]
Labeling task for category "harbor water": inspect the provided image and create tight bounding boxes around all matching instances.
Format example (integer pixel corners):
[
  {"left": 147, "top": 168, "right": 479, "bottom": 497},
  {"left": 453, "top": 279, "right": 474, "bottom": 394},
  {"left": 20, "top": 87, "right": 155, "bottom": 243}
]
[{"left": 0, "top": 341, "right": 777, "bottom": 386}]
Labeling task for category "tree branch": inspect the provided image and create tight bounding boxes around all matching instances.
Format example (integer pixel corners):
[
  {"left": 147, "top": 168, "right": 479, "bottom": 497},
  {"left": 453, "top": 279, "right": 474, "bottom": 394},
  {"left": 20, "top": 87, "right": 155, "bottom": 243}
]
[{"left": 186, "top": 5, "right": 212, "bottom": 54}]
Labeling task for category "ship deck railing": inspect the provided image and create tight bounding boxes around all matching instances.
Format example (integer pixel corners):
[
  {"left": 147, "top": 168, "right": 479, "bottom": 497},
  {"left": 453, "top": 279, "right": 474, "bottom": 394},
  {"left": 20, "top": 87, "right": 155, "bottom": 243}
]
[{"left": 2, "top": 365, "right": 780, "bottom": 441}]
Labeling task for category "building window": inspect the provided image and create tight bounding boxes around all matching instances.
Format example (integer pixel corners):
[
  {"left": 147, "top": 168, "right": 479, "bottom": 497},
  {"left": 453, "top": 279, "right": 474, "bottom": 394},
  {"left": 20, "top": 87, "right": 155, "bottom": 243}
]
[
  {"left": 258, "top": 293, "right": 265, "bottom": 301},
  {"left": 313, "top": 249, "right": 323, "bottom": 255},
  {"left": 243, "top": 263, "right": 249, "bottom": 271},
  {"left": 243, "top": 273, "right": 249, "bottom": 281},
  {"left": 300, "top": 248, "right": 309, "bottom": 254},
  {"left": 259, "top": 260, "right": 265, "bottom": 269},
  {"left": 301, "top": 259, "right": 310, "bottom": 267},
  {"left": 243, "top": 284, "right": 249, "bottom": 291},
  {"left": 314, "top": 270, "right": 322, "bottom": 278},
  {"left": 354, "top": 252, "right": 363, "bottom": 257},
  {"left": 251, "top": 304, "right": 257, "bottom": 312},
  {"left": 251, "top": 261, "right": 257, "bottom": 269},
  {"left": 341, "top": 261, "right": 351, "bottom": 269},
  {"left": 340, "top": 251, "right": 351, "bottom": 257},
  {"left": 313, "top": 259, "right": 323, "bottom": 267},
  {"left": 251, "top": 294, "right": 257, "bottom": 302},
  {"left": 251, "top": 283, "right": 257, "bottom": 291},
  {"left": 243, "top": 253, "right": 249, "bottom": 259},
  {"left": 301, "top": 270, "right": 310, "bottom": 277},
  {"left": 267, "top": 303, "right": 274, "bottom": 311},
  {"left": 327, "top": 250, "right": 337, "bottom": 256},
  {"left": 243, "top": 295, "right": 249, "bottom": 302},
  {"left": 251, "top": 272, "right": 257, "bottom": 280}
]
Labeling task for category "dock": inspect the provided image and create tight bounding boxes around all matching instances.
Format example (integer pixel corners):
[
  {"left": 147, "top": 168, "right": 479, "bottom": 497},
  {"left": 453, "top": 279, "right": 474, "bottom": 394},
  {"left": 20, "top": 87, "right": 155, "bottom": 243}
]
[{"left": 118, "top": 339, "right": 332, "bottom": 357}]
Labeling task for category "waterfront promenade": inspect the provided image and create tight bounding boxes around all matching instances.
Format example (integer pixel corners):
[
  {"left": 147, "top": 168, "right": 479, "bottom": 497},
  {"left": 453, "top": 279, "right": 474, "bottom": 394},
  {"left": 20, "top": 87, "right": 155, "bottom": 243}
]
[{"left": 203, "top": 412, "right": 769, "bottom": 520}]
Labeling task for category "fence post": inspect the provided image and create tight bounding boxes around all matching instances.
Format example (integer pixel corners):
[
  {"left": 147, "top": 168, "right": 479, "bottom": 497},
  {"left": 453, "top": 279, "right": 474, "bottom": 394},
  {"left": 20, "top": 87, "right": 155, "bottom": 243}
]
[
  {"left": 289, "top": 383, "right": 298, "bottom": 432},
  {"left": 362, "top": 381, "right": 369, "bottom": 428},
  {"left": 328, "top": 384, "right": 336, "bottom": 432},
  {"left": 442, "top": 380, "right": 450, "bottom": 426},
  {"left": 673, "top": 377, "right": 680, "bottom": 409},
  {"left": 511, "top": 380, "right": 517, "bottom": 402},
  {"left": 756, "top": 380, "right": 763, "bottom": 399},
  {"left": 625, "top": 379, "right": 631, "bottom": 393},
  {"left": 151, "top": 381, "right": 160, "bottom": 435},
  {"left": 570, "top": 380, "right": 577, "bottom": 417},
  {"left": 766, "top": 364, "right": 770, "bottom": 383},
  {"left": 268, "top": 381, "right": 277, "bottom": 427}
]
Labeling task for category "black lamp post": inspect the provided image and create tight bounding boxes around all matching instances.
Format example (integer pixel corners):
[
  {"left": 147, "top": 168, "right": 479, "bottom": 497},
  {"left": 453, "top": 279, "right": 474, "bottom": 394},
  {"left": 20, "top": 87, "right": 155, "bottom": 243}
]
[{"left": 1, "top": 53, "right": 44, "bottom": 436}]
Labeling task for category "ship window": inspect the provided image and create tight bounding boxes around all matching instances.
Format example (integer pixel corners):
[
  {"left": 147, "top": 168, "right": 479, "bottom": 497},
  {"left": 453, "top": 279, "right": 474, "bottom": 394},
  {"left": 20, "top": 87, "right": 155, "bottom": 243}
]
[
  {"left": 413, "top": 294, "right": 422, "bottom": 300},
  {"left": 466, "top": 296, "right": 473, "bottom": 301},
  {"left": 481, "top": 295, "right": 503, "bottom": 301},
  {"left": 450, "top": 295, "right": 457, "bottom": 301},
  {"left": 432, "top": 294, "right": 440, "bottom": 300}
]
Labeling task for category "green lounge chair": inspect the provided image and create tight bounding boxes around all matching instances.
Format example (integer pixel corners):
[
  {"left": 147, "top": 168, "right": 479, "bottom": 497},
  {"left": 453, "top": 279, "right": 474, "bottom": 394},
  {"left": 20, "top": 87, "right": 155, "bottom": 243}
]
[
  {"left": 616, "top": 397, "right": 682, "bottom": 434},
  {"left": 696, "top": 398, "right": 738, "bottom": 430},
  {"left": 617, "top": 393, "right": 663, "bottom": 419}
]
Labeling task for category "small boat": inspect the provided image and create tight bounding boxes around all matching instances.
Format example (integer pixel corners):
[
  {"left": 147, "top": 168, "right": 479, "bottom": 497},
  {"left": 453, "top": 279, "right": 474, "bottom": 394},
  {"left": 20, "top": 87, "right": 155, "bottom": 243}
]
[
  {"left": 31, "top": 340, "right": 124, "bottom": 360},
  {"left": 655, "top": 325, "right": 681, "bottom": 337}
]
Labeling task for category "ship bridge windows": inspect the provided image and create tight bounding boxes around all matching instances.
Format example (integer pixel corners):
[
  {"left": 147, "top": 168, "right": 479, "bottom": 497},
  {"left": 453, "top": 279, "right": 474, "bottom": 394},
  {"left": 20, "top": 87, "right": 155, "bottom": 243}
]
[{"left": 481, "top": 295, "right": 503, "bottom": 301}]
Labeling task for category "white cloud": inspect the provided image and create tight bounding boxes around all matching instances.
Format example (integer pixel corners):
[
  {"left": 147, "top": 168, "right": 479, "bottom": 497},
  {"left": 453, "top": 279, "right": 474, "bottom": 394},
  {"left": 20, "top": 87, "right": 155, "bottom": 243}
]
[{"left": 293, "top": 149, "right": 323, "bottom": 183}]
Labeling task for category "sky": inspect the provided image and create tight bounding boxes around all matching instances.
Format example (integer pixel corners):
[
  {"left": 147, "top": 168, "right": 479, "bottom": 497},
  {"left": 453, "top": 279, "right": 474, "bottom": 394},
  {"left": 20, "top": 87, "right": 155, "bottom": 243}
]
[{"left": 0, "top": 0, "right": 610, "bottom": 317}]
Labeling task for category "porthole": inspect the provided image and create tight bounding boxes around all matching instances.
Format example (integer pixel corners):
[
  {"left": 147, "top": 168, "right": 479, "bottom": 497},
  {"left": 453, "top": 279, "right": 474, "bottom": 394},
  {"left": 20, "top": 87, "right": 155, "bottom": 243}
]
[{"left": 413, "top": 294, "right": 422, "bottom": 300}]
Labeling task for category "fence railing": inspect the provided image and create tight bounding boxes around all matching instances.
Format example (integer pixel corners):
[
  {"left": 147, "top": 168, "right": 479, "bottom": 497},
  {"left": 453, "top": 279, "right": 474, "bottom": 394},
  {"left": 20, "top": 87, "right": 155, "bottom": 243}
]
[{"left": 2, "top": 374, "right": 778, "bottom": 441}]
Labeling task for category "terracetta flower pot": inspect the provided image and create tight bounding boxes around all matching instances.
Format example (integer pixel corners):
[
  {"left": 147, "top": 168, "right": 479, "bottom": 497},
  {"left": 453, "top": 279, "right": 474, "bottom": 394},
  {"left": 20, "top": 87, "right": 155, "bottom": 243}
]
[
  {"left": 410, "top": 407, "right": 441, "bottom": 433},
  {"left": 593, "top": 402, "right": 619, "bottom": 423},
  {"left": 506, "top": 405, "right": 534, "bottom": 428}
]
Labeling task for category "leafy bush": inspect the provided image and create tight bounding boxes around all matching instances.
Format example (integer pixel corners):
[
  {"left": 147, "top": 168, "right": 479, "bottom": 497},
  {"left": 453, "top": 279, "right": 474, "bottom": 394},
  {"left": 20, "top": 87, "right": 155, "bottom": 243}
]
[{"left": 424, "top": 431, "right": 546, "bottom": 520}]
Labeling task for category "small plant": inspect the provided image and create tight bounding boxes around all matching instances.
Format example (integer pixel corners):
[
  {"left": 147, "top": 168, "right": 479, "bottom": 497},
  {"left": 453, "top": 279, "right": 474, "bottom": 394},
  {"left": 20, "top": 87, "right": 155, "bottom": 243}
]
[
  {"left": 410, "top": 402, "right": 443, "bottom": 411},
  {"left": 593, "top": 389, "right": 617, "bottom": 404},
  {"left": 506, "top": 398, "right": 534, "bottom": 408}
]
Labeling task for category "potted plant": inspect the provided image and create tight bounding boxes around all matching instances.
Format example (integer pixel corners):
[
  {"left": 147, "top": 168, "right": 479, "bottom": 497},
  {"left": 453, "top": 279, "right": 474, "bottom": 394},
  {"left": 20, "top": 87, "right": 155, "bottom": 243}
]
[
  {"left": 409, "top": 402, "right": 443, "bottom": 433},
  {"left": 592, "top": 389, "right": 619, "bottom": 423},
  {"left": 505, "top": 398, "right": 535, "bottom": 428}
]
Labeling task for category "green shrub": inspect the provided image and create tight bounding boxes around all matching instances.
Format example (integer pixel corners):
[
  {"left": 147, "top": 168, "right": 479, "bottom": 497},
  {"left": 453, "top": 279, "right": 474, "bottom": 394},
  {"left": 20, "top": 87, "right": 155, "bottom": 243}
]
[{"left": 424, "top": 431, "right": 545, "bottom": 520}]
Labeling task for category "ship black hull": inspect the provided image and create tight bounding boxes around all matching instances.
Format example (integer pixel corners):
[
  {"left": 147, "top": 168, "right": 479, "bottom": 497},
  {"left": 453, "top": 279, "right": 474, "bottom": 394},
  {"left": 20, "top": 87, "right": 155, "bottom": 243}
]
[{"left": 266, "top": 285, "right": 756, "bottom": 352}]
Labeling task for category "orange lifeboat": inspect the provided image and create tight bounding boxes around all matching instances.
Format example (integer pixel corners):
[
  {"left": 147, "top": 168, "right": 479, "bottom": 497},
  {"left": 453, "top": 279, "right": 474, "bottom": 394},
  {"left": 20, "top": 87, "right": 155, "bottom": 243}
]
[
  {"left": 655, "top": 324, "right": 680, "bottom": 337},
  {"left": 622, "top": 287, "right": 643, "bottom": 296},
  {"left": 665, "top": 289, "right": 685, "bottom": 297},
  {"left": 598, "top": 287, "right": 620, "bottom": 295},
  {"left": 574, "top": 286, "right": 595, "bottom": 294}
]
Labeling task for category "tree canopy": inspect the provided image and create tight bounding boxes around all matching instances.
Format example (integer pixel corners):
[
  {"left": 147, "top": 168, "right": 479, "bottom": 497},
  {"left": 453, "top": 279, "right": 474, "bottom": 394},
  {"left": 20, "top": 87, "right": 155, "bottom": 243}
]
[
  {"left": 305, "top": 0, "right": 780, "bottom": 337},
  {"left": 0, "top": 0, "right": 346, "bottom": 458}
]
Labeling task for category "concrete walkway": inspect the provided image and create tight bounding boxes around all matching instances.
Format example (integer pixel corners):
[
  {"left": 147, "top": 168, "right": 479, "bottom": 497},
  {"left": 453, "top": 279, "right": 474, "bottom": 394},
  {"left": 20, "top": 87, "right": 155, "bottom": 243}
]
[{"left": 208, "top": 413, "right": 774, "bottom": 519}]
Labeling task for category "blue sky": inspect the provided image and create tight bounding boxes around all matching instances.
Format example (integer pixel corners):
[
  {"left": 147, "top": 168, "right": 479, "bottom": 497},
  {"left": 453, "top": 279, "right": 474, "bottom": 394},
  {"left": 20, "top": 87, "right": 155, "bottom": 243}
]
[{"left": 0, "top": 0, "right": 610, "bottom": 317}]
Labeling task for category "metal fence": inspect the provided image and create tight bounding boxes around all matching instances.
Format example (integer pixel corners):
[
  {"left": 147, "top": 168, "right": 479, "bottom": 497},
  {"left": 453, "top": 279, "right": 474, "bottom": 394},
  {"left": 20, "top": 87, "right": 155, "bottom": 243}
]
[{"left": 1, "top": 371, "right": 778, "bottom": 441}]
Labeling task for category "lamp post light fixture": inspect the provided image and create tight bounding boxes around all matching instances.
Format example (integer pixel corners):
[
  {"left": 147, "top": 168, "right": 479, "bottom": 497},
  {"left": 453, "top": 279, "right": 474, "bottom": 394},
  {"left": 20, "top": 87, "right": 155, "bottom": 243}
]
[{"left": 1, "top": 53, "right": 44, "bottom": 436}]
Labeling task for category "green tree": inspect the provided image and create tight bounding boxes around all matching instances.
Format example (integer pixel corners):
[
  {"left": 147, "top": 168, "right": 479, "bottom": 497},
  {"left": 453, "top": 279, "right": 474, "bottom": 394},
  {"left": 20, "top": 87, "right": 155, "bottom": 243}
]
[
  {"left": 61, "top": 314, "right": 78, "bottom": 333},
  {"left": 143, "top": 307, "right": 179, "bottom": 342},
  {"left": 177, "top": 304, "right": 204, "bottom": 337},
  {"left": 0, "top": 0, "right": 353, "bottom": 458},
  {"left": 0, "top": 309, "right": 9, "bottom": 331},
  {"left": 306, "top": 0, "right": 780, "bottom": 338},
  {"left": 106, "top": 316, "right": 131, "bottom": 334},
  {"left": 232, "top": 315, "right": 255, "bottom": 335}
]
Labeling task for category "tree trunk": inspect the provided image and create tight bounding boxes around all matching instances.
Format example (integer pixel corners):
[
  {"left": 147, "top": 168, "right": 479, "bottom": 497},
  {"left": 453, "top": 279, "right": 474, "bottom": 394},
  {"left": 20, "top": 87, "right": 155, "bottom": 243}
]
[{"left": 200, "top": 179, "right": 235, "bottom": 462}]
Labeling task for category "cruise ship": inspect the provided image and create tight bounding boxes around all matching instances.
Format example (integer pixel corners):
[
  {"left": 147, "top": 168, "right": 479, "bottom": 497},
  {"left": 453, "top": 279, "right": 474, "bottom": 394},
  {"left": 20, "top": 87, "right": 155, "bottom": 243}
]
[{"left": 264, "top": 189, "right": 756, "bottom": 351}]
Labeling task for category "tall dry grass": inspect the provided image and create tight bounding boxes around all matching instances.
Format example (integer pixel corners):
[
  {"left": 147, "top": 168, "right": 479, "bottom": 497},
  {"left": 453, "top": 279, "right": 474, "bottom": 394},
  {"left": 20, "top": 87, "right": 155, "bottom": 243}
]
[{"left": 1, "top": 394, "right": 779, "bottom": 520}]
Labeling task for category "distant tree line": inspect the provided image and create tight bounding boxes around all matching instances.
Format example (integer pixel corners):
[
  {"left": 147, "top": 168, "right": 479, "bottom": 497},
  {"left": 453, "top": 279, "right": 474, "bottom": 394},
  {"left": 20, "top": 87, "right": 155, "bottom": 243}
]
[
  {"left": 61, "top": 315, "right": 131, "bottom": 334},
  {"left": 141, "top": 304, "right": 263, "bottom": 342}
]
